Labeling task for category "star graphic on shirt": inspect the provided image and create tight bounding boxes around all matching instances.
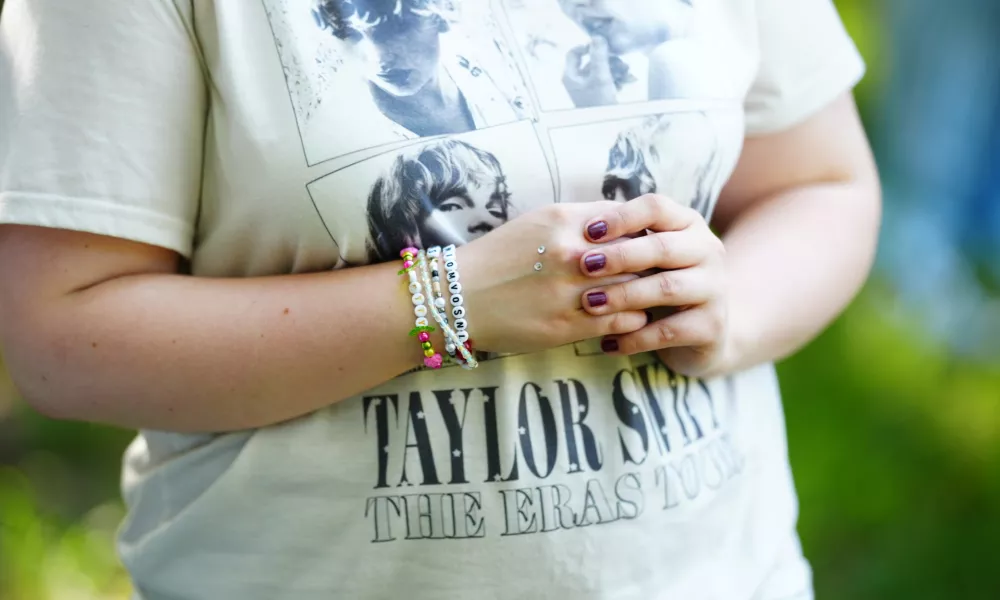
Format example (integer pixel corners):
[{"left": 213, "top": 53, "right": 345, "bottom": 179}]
[
  {"left": 578, "top": 404, "right": 587, "bottom": 414},
  {"left": 518, "top": 426, "right": 527, "bottom": 435},
  {"left": 631, "top": 406, "right": 639, "bottom": 414},
  {"left": 569, "top": 463, "right": 578, "bottom": 470},
  {"left": 372, "top": 399, "right": 381, "bottom": 407},
  {"left": 416, "top": 411, "right": 425, "bottom": 420},
  {"left": 661, "top": 426, "right": 669, "bottom": 435},
  {"left": 383, "top": 445, "right": 389, "bottom": 453},
  {"left": 453, "top": 449, "right": 462, "bottom": 458},
  {"left": 493, "top": 474, "right": 501, "bottom": 482}
]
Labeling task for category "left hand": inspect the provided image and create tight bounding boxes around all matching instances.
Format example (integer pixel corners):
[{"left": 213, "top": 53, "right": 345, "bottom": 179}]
[{"left": 578, "top": 194, "right": 733, "bottom": 376}]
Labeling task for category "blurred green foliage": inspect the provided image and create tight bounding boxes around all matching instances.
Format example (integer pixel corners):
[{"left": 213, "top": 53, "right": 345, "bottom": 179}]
[{"left": 1, "top": 0, "right": 998, "bottom": 598}]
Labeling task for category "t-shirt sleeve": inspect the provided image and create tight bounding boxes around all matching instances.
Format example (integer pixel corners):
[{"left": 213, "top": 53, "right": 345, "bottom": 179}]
[
  {"left": 0, "top": 0, "right": 206, "bottom": 257},
  {"left": 743, "top": 0, "right": 865, "bottom": 136}
]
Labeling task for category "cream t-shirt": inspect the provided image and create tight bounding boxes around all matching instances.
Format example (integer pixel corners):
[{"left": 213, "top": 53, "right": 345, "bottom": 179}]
[{"left": 0, "top": 0, "right": 864, "bottom": 598}]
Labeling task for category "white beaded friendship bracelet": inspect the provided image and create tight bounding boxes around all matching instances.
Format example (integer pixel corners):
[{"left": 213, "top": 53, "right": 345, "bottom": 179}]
[
  {"left": 442, "top": 245, "right": 470, "bottom": 346},
  {"left": 418, "top": 248, "right": 478, "bottom": 369},
  {"left": 399, "top": 247, "right": 443, "bottom": 369}
]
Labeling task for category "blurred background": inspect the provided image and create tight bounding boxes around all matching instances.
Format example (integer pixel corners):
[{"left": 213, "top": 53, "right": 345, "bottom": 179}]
[{"left": 2, "top": 0, "right": 999, "bottom": 598}]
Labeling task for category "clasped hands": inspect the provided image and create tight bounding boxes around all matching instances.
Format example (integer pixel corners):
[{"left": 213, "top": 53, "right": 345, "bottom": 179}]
[{"left": 576, "top": 194, "right": 731, "bottom": 376}]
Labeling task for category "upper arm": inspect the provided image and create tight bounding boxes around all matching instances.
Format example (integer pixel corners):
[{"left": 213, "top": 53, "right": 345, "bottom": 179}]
[
  {"left": 0, "top": 225, "right": 180, "bottom": 303},
  {"left": 713, "top": 92, "right": 879, "bottom": 232},
  {"left": 712, "top": 0, "right": 875, "bottom": 231},
  {"left": 0, "top": 0, "right": 203, "bottom": 326}
]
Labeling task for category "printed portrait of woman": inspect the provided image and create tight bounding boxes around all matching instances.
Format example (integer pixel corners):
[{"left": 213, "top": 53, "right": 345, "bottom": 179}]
[
  {"left": 311, "top": 0, "right": 528, "bottom": 139},
  {"left": 365, "top": 139, "right": 513, "bottom": 262},
  {"left": 602, "top": 113, "right": 727, "bottom": 218}
]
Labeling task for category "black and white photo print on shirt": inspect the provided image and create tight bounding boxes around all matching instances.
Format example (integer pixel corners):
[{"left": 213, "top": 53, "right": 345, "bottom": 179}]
[
  {"left": 262, "top": 0, "right": 535, "bottom": 165},
  {"left": 503, "top": 0, "right": 704, "bottom": 111},
  {"left": 306, "top": 120, "right": 554, "bottom": 264},
  {"left": 550, "top": 110, "right": 743, "bottom": 219}
]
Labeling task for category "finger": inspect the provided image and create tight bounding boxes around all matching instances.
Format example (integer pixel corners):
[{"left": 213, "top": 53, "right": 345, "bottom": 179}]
[
  {"left": 601, "top": 306, "right": 722, "bottom": 356},
  {"left": 585, "top": 309, "right": 649, "bottom": 340},
  {"left": 585, "top": 194, "right": 699, "bottom": 242},
  {"left": 580, "top": 229, "right": 708, "bottom": 276},
  {"left": 588, "top": 36, "right": 614, "bottom": 80},
  {"left": 582, "top": 268, "right": 713, "bottom": 314},
  {"left": 570, "top": 271, "right": 638, "bottom": 305}
]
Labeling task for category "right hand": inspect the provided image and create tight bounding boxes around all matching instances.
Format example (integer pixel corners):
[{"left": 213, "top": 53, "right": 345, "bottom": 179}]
[
  {"left": 456, "top": 202, "right": 648, "bottom": 355},
  {"left": 562, "top": 36, "right": 619, "bottom": 108}
]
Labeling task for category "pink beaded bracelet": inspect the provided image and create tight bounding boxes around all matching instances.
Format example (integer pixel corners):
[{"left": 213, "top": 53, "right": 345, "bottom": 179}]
[{"left": 400, "top": 247, "right": 443, "bottom": 369}]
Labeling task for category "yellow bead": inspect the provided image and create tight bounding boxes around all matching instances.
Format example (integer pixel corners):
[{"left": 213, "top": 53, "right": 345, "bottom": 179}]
[{"left": 423, "top": 348, "right": 435, "bottom": 358}]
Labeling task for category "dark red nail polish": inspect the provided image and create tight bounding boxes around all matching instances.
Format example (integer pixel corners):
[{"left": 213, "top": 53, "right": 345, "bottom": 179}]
[
  {"left": 587, "top": 291, "right": 608, "bottom": 307},
  {"left": 588, "top": 221, "right": 608, "bottom": 240},
  {"left": 585, "top": 253, "right": 607, "bottom": 272},
  {"left": 601, "top": 338, "right": 619, "bottom": 353}
]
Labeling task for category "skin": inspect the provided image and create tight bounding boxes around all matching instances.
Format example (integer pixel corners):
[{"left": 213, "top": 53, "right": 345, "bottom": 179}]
[
  {"left": 0, "top": 93, "right": 880, "bottom": 431},
  {"left": 579, "top": 94, "right": 881, "bottom": 376},
  {"left": 419, "top": 184, "right": 508, "bottom": 247}
]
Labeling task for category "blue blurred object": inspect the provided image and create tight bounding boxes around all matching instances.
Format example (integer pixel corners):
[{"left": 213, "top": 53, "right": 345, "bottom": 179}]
[{"left": 876, "top": 0, "right": 1000, "bottom": 356}]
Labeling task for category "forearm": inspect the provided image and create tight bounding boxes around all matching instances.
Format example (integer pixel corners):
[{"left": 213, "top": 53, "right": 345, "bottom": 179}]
[
  {"left": 6, "top": 262, "right": 435, "bottom": 432},
  {"left": 710, "top": 176, "right": 881, "bottom": 374}
]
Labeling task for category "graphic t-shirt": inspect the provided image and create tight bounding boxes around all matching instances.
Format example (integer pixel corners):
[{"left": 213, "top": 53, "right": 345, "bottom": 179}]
[{"left": 0, "top": 1, "right": 864, "bottom": 598}]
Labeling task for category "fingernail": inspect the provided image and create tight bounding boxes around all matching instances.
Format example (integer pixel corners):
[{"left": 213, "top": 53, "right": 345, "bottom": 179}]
[
  {"left": 601, "top": 338, "right": 619, "bottom": 353},
  {"left": 587, "top": 291, "right": 608, "bottom": 307},
  {"left": 588, "top": 221, "right": 608, "bottom": 240},
  {"left": 584, "top": 253, "right": 607, "bottom": 272}
]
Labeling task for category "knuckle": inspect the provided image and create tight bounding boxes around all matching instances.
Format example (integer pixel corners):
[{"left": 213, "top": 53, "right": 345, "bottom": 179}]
[
  {"left": 612, "top": 205, "right": 631, "bottom": 231},
  {"left": 654, "top": 232, "right": 674, "bottom": 263},
  {"left": 547, "top": 203, "right": 572, "bottom": 226},
  {"left": 549, "top": 235, "right": 579, "bottom": 264},
  {"left": 607, "top": 311, "right": 629, "bottom": 335},
  {"left": 655, "top": 321, "right": 677, "bottom": 347},
  {"left": 657, "top": 272, "right": 679, "bottom": 300},
  {"left": 653, "top": 194, "right": 675, "bottom": 215},
  {"left": 617, "top": 281, "right": 633, "bottom": 309},
  {"left": 610, "top": 242, "right": 629, "bottom": 270}
]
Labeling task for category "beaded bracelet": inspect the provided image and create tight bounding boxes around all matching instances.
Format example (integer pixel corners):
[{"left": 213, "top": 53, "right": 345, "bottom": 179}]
[
  {"left": 441, "top": 245, "right": 477, "bottom": 368},
  {"left": 400, "top": 247, "right": 443, "bottom": 369},
  {"left": 419, "top": 247, "right": 478, "bottom": 369},
  {"left": 425, "top": 247, "right": 457, "bottom": 360}
]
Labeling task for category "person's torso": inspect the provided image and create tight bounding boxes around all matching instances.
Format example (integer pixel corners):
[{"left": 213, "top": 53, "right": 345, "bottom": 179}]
[{"left": 119, "top": 2, "right": 811, "bottom": 598}]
